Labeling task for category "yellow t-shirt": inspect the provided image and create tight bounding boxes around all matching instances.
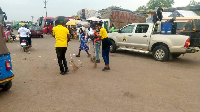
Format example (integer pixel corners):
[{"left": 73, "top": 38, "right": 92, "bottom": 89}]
[
  {"left": 99, "top": 28, "right": 108, "bottom": 40},
  {"left": 53, "top": 25, "right": 69, "bottom": 47}
]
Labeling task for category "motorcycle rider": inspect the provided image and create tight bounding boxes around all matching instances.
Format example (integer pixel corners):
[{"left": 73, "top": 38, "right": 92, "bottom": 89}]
[
  {"left": 25, "top": 24, "right": 32, "bottom": 47},
  {"left": 18, "top": 23, "right": 31, "bottom": 47}
]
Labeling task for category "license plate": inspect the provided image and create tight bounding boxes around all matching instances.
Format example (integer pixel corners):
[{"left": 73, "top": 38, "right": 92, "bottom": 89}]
[{"left": 21, "top": 43, "right": 26, "bottom": 45}]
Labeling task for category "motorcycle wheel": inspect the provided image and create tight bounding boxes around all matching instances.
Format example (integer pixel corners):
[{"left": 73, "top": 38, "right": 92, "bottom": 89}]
[{"left": 23, "top": 47, "right": 26, "bottom": 52}]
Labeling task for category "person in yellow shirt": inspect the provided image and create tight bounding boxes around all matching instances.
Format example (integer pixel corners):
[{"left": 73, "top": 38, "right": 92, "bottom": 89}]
[
  {"left": 53, "top": 20, "right": 70, "bottom": 75},
  {"left": 95, "top": 22, "right": 112, "bottom": 71}
]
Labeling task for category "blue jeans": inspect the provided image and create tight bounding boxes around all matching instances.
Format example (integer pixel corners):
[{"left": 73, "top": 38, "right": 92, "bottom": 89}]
[
  {"left": 95, "top": 43, "right": 100, "bottom": 60},
  {"left": 102, "top": 46, "right": 110, "bottom": 65}
]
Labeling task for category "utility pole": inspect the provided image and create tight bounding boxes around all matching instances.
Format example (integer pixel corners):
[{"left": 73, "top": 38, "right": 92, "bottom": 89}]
[
  {"left": 44, "top": 0, "right": 48, "bottom": 17},
  {"left": 31, "top": 16, "right": 34, "bottom": 22}
]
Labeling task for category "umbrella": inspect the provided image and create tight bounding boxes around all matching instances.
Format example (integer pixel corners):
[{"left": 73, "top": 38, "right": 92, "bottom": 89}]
[
  {"left": 66, "top": 20, "right": 79, "bottom": 26},
  {"left": 77, "top": 24, "right": 82, "bottom": 27},
  {"left": 76, "top": 21, "right": 90, "bottom": 28},
  {"left": 87, "top": 17, "right": 101, "bottom": 21}
]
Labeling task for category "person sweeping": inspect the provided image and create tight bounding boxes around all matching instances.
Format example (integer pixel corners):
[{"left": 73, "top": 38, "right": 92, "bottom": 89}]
[
  {"left": 76, "top": 27, "right": 91, "bottom": 57},
  {"left": 95, "top": 22, "right": 112, "bottom": 71},
  {"left": 53, "top": 20, "right": 70, "bottom": 75}
]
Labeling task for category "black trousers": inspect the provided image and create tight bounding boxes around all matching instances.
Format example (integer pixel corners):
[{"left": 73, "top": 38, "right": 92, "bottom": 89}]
[
  {"left": 20, "top": 37, "right": 31, "bottom": 45},
  {"left": 56, "top": 47, "right": 68, "bottom": 72}
]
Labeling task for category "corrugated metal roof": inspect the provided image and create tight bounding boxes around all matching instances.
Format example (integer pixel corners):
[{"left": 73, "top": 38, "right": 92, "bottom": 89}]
[
  {"left": 162, "top": 12, "right": 172, "bottom": 17},
  {"left": 169, "top": 10, "right": 199, "bottom": 17}
]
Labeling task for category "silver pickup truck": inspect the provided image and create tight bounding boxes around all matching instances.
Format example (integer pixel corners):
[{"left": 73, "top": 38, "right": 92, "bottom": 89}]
[{"left": 108, "top": 23, "right": 198, "bottom": 61}]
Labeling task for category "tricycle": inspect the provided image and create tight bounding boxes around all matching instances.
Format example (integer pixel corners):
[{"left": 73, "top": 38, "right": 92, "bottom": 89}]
[{"left": 0, "top": 23, "right": 14, "bottom": 91}]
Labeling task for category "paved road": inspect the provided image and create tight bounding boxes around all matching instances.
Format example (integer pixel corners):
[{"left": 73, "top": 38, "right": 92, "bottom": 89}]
[{"left": 0, "top": 33, "right": 200, "bottom": 112}]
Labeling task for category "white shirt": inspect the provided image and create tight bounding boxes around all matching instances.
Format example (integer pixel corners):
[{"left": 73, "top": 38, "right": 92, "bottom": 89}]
[
  {"left": 18, "top": 27, "right": 29, "bottom": 37},
  {"left": 86, "top": 28, "right": 90, "bottom": 36},
  {"left": 89, "top": 28, "right": 94, "bottom": 36},
  {"left": 76, "top": 28, "right": 80, "bottom": 34},
  {"left": 27, "top": 29, "right": 31, "bottom": 37}
]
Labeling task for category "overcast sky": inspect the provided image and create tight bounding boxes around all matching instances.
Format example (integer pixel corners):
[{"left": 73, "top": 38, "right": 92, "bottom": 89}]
[{"left": 1, "top": 0, "right": 200, "bottom": 21}]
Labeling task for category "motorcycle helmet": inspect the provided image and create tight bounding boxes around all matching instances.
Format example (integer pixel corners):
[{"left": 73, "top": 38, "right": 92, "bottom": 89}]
[{"left": 21, "top": 23, "right": 25, "bottom": 26}]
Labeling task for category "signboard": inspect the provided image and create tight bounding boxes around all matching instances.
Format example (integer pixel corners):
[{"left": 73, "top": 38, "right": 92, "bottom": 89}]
[{"left": 111, "top": 10, "right": 146, "bottom": 29}]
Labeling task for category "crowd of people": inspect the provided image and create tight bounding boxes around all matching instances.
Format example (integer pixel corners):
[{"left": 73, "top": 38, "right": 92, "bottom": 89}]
[
  {"left": 53, "top": 20, "right": 112, "bottom": 75},
  {"left": 14, "top": 19, "right": 113, "bottom": 75},
  {"left": 3, "top": 24, "right": 14, "bottom": 42}
]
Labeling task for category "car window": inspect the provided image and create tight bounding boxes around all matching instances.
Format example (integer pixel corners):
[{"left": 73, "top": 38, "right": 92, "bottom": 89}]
[
  {"left": 36, "top": 27, "right": 42, "bottom": 30},
  {"left": 176, "top": 22, "right": 185, "bottom": 30},
  {"left": 121, "top": 25, "right": 135, "bottom": 33},
  {"left": 30, "top": 27, "right": 42, "bottom": 30},
  {"left": 135, "top": 25, "right": 149, "bottom": 33}
]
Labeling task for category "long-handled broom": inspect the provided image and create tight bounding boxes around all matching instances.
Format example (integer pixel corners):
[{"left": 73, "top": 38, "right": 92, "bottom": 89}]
[
  {"left": 68, "top": 48, "right": 79, "bottom": 72},
  {"left": 91, "top": 43, "right": 97, "bottom": 68}
]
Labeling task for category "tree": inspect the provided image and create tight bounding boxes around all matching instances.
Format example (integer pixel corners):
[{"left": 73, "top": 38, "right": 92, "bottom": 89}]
[
  {"left": 147, "top": 0, "right": 174, "bottom": 9},
  {"left": 188, "top": 0, "right": 199, "bottom": 6},
  {"left": 137, "top": 0, "right": 174, "bottom": 10},
  {"left": 137, "top": 5, "right": 147, "bottom": 11}
]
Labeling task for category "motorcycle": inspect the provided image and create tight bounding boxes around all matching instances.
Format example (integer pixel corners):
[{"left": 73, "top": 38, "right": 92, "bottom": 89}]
[
  {"left": 21, "top": 38, "right": 30, "bottom": 52},
  {"left": 9, "top": 33, "right": 15, "bottom": 42}
]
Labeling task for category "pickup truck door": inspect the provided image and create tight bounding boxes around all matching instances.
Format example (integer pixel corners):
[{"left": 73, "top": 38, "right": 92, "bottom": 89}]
[
  {"left": 116, "top": 25, "right": 135, "bottom": 47},
  {"left": 132, "top": 24, "right": 151, "bottom": 51}
]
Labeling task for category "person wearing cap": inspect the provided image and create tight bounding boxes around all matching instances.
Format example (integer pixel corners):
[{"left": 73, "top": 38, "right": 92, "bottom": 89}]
[
  {"left": 18, "top": 23, "right": 30, "bottom": 46},
  {"left": 53, "top": 20, "right": 70, "bottom": 75},
  {"left": 95, "top": 22, "right": 112, "bottom": 71}
]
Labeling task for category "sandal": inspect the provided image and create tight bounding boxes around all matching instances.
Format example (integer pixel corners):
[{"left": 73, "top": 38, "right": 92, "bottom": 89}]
[
  {"left": 88, "top": 54, "right": 91, "bottom": 57},
  {"left": 76, "top": 55, "right": 80, "bottom": 57}
]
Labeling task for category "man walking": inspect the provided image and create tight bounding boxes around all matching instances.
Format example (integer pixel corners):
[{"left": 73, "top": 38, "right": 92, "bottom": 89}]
[{"left": 53, "top": 20, "right": 70, "bottom": 75}]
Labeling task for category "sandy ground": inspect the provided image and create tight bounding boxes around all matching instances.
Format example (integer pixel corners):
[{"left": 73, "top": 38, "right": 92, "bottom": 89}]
[{"left": 0, "top": 33, "right": 200, "bottom": 112}]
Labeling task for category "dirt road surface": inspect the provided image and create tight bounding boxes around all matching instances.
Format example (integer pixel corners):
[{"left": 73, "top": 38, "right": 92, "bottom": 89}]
[{"left": 0, "top": 33, "right": 200, "bottom": 112}]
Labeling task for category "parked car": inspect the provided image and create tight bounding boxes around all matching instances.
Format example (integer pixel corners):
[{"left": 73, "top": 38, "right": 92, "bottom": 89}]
[
  {"left": 29, "top": 26, "right": 43, "bottom": 38},
  {"left": 108, "top": 23, "right": 199, "bottom": 61}
]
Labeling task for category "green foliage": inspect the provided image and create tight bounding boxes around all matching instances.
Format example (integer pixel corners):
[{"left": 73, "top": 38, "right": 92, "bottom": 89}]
[
  {"left": 137, "top": 0, "right": 174, "bottom": 10},
  {"left": 189, "top": 0, "right": 200, "bottom": 6},
  {"left": 137, "top": 5, "right": 147, "bottom": 11},
  {"left": 147, "top": 0, "right": 174, "bottom": 9}
]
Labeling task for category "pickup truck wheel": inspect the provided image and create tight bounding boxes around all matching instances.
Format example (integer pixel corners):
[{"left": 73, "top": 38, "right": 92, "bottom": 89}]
[
  {"left": 1, "top": 81, "right": 12, "bottom": 91},
  {"left": 153, "top": 46, "right": 169, "bottom": 61},
  {"left": 172, "top": 54, "right": 181, "bottom": 58},
  {"left": 110, "top": 40, "right": 116, "bottom": 53}
]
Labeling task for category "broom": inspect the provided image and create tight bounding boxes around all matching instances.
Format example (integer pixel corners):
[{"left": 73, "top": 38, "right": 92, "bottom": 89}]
[
  {"left": 68, "top": 48, "right": 79, "bottom": 72},
  {"left": 91, "top": 43, "right": 97, "bottom": 68}
]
